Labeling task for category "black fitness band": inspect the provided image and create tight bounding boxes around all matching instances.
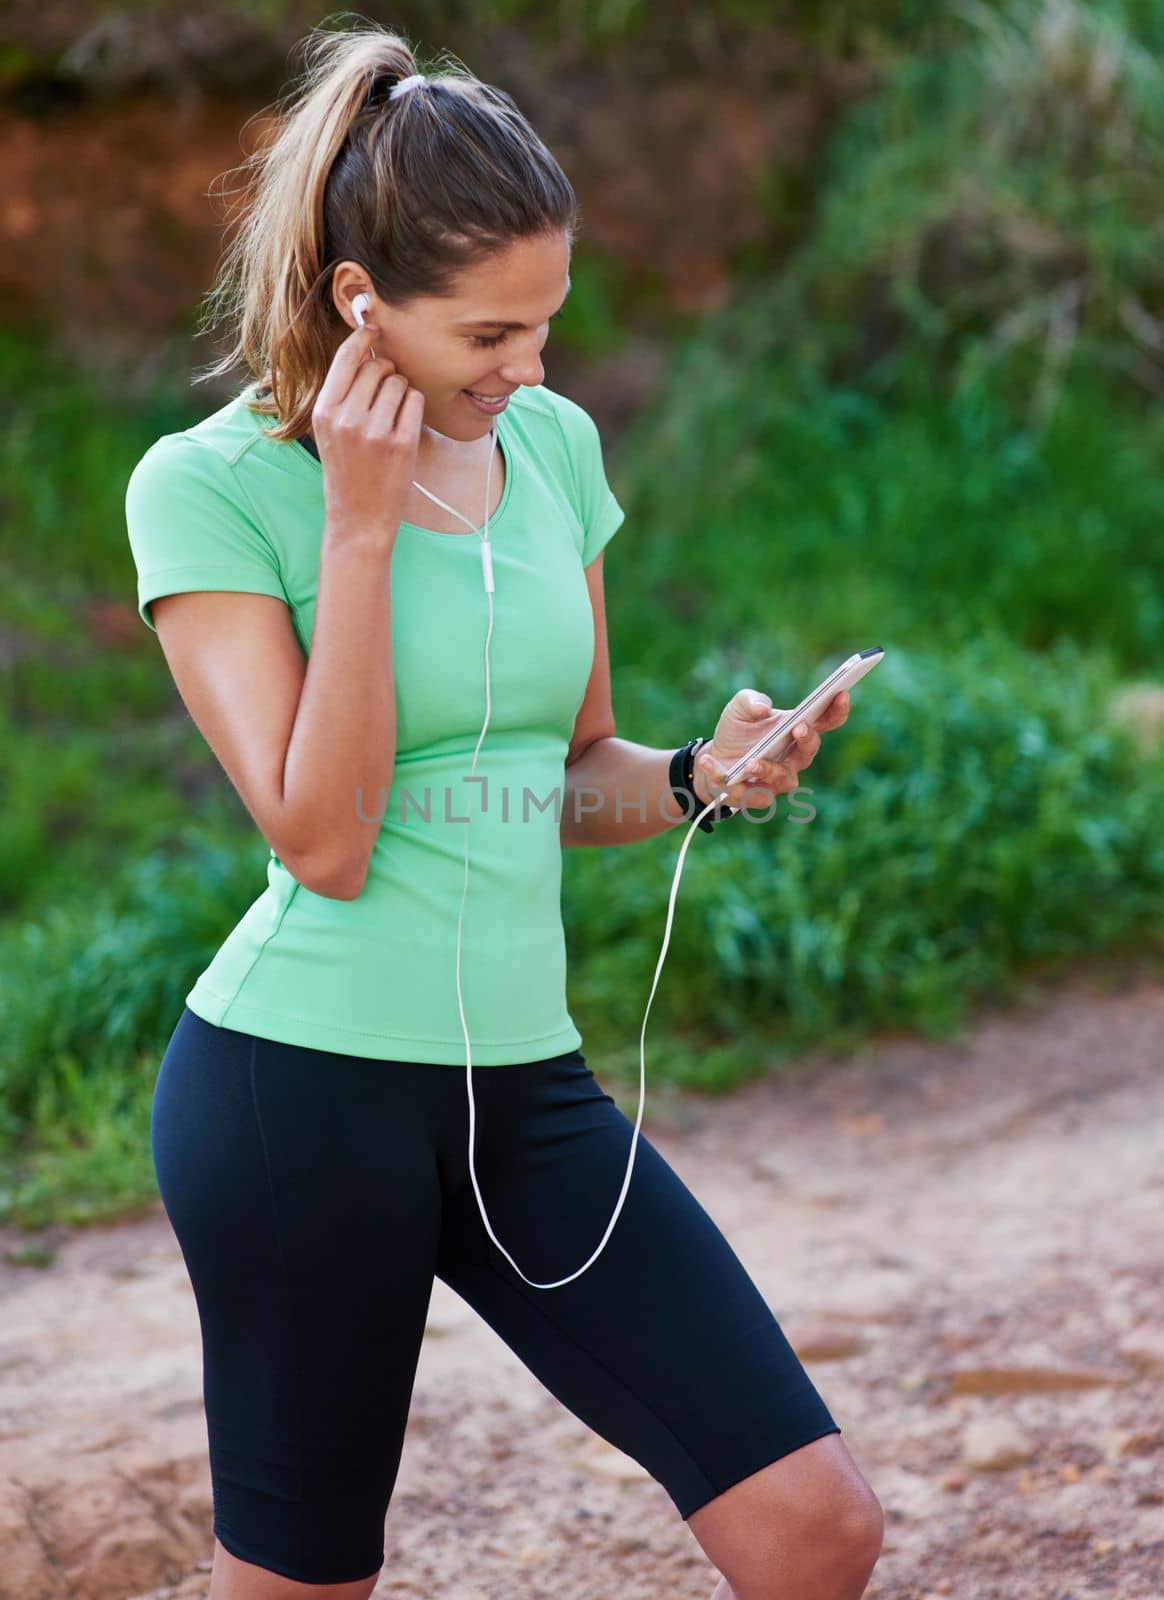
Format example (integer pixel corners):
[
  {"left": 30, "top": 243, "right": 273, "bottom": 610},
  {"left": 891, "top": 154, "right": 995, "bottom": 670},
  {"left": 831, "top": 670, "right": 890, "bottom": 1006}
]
[{"left": 668, "top": 738, "right": 737, "bottom": 833}]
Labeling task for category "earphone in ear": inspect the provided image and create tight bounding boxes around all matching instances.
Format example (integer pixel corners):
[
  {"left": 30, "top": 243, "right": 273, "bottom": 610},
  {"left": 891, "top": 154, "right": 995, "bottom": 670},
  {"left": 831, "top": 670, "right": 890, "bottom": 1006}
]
[{"left": 352, "top": 292, "right": 370, "bottom": 328}]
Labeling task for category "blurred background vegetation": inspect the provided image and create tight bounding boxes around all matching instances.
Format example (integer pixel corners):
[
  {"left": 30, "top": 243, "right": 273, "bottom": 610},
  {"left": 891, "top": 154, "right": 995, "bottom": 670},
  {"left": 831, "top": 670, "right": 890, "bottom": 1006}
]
[{"left": 2, "top": 0, "right": 1163, "bottom": 1232}]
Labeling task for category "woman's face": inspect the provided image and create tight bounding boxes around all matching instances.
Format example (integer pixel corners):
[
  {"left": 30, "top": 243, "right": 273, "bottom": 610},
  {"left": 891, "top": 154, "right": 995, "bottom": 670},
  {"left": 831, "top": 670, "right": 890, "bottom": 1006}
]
[{"left": 330, "top": 230, "right": 573, "bottom": 445}]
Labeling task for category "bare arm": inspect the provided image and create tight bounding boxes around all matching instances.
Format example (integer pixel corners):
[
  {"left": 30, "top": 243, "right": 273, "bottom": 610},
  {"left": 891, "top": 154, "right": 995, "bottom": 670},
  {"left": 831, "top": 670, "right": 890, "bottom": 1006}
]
[
  {"left": 147, "top": 315, "right": 426, "bottom": 897},
  {"left": 279, "top": 531, "right": 397, "bottom": 896},
  {"left": 562, "top": 737, "right": 691, "bottom": 846},
  {"left": 150, "top": 532, "right": 395, "bottom": 900}
]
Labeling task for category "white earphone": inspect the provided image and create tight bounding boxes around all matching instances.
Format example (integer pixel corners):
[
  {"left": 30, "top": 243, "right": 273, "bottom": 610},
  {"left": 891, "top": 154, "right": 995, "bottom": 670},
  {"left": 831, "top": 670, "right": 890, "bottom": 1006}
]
[
  {"left": 341, "top": 278, "right": 719, "bottom": 1289},
  {"left": 403, "top": 430, "right": 721, "bottom": 1294}
]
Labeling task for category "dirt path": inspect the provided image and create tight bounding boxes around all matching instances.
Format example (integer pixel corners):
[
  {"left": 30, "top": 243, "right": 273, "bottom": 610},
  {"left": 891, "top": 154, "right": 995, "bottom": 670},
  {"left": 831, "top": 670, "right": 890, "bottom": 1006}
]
[{"left": 2, "top": 974, "right": 1162, "bottom": 1600}]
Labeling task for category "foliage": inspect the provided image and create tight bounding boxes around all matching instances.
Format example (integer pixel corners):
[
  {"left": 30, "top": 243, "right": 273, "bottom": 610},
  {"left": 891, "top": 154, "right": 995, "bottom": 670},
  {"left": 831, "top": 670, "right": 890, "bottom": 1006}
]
[{"left": 4, "top": 0, "right": 1164, "bottom": 1222}]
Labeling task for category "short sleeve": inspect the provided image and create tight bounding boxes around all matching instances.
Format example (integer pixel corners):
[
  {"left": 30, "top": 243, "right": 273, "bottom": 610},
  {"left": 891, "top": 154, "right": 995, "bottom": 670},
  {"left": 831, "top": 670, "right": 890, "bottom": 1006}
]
[
  {"left": 552, "top": 393, "right": 626, "bottom": 567},
  {"left": 125, "top": 434, "right": 287, "bottom": 633}
]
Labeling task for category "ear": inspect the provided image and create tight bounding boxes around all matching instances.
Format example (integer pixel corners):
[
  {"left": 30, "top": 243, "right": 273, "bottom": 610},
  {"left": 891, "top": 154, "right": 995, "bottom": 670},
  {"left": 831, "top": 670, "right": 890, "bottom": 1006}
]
[{"left": 330, "top": 262, "right": 374, "bottom": 330}]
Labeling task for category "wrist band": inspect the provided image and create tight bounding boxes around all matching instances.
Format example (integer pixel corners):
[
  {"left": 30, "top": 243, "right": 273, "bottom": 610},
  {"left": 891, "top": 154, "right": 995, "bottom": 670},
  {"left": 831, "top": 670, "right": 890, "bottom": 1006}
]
[{"left": 668, "top": 738, "right": 737, "bottom": 833}]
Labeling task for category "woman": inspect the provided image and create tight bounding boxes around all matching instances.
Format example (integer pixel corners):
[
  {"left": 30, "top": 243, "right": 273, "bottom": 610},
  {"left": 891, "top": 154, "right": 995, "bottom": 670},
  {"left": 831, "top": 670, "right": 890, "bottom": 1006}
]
[{"left": 125, "top": 22, "right": 878, "bottom": 1600}]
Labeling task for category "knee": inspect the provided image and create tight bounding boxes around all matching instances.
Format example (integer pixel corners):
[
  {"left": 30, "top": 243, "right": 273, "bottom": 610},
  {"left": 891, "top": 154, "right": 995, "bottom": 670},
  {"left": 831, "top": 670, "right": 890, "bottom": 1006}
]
[
  {"left": 729, "top": 1493, "right": 885, "bottom": 1600},
  {"left": 840, "top": 1491, "right": 885, "bottom": 1581},
  {"left": 801, "top": 1492, "right": 884, "bottom": 1599}
]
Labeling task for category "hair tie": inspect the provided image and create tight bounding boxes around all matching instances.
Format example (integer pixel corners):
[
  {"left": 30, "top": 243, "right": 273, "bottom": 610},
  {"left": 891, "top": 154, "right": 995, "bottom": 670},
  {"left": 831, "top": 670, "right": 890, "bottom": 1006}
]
[{"left": 389, "top": 73, "right": 427, "bottom": 101}]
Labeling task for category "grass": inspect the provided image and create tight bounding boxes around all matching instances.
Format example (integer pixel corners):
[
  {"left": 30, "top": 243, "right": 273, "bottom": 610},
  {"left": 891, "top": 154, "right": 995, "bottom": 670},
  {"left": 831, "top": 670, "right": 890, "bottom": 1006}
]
[
  {"left": 5, "top": 343, "right": 1164, "bottom": 1230},
  {"left": 4, "top": 0, "right": 1164, "bottom": 1232}
]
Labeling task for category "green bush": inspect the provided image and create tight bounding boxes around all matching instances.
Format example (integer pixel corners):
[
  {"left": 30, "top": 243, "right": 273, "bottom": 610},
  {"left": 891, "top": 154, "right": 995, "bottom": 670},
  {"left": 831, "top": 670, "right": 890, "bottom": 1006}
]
[
  {"left": 0, "top": 829, "right": 278, "bottom": 1225},
  {"left": 566, "top": 635, "right": 1164, "bottom": 1088},
  {"left": 749, "top": 0, "right": 1164, "bottom": 424},
  {"left": 6, "top": 0, "right": 1164, "bottom": 1221},
  {"left": 605, "top": 350, "right": 1164, "bottom": 681}
]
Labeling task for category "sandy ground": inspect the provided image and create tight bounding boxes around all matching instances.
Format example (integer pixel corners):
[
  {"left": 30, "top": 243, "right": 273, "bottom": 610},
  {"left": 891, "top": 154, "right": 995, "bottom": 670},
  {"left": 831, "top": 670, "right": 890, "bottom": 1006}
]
[{"left": 1, "top": 972, "right": 1162, "bottom": 1600}]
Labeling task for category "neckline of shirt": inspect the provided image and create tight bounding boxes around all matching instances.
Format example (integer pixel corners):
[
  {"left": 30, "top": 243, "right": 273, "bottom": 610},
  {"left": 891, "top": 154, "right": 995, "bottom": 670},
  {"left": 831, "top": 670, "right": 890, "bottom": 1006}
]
[{"left": 247, "top": 382, "right": 515, "bottom": 540}]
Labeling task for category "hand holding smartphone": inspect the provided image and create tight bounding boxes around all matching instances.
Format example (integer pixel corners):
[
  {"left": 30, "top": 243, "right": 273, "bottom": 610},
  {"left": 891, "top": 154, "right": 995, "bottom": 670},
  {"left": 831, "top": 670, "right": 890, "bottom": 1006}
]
[{"left": 719, "top": 646, "right": 885, "bottom": 791}]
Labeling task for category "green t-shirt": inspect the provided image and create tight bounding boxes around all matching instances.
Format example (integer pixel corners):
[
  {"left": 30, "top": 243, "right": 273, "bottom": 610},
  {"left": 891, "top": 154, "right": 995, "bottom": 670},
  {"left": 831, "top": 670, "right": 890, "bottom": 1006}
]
[{"left": 125, "top": 379, "right": 625, "bottom": 1063}]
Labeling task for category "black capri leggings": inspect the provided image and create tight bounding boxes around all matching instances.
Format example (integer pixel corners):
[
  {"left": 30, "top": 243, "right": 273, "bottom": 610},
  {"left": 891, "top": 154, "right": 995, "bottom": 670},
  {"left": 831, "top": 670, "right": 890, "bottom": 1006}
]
[{"left": 151, "top": 1005, "right": 842, "bottom": 1585}]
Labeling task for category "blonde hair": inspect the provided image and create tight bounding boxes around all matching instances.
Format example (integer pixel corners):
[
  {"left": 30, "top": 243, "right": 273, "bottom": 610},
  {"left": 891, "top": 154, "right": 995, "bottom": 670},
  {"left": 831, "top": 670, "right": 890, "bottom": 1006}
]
[{"left": 194, "top": 17, "right": 578, "bottom": 443}]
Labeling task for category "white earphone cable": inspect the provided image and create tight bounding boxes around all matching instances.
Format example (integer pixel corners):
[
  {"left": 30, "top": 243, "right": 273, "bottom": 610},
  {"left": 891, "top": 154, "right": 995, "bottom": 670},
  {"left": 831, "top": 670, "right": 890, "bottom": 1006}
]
[{"left": 408, "top": 422, "right": 721, "bottom": 1289}]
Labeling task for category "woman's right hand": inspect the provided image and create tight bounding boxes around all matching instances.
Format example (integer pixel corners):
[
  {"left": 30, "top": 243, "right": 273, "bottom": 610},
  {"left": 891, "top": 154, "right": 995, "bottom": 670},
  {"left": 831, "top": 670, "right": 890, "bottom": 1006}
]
[{"left": 311, "top": 322, "right": 425, "bottom": 545}]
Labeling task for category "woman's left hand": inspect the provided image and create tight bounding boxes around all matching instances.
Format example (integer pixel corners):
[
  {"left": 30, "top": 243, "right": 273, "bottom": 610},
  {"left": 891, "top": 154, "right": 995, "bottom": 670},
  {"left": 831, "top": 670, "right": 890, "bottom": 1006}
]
[{"left": 692, "top": 687, "right": 851, "bottom": 813}]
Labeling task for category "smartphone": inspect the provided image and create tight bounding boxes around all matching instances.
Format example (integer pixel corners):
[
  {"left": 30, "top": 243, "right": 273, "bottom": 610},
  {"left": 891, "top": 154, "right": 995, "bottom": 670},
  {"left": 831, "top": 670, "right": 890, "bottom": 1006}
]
[{"left": 720, "top": 646, "right": 885, "bottom": 788}]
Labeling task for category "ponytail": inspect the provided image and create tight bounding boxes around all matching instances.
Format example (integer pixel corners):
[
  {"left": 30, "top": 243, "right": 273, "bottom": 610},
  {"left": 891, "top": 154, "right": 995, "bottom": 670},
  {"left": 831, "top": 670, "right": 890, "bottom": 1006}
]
[{"left": 194, "top": 18, "right": 577, "bottom": 443}]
